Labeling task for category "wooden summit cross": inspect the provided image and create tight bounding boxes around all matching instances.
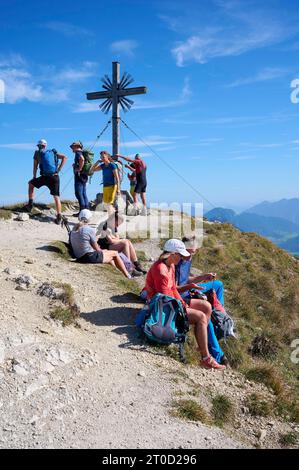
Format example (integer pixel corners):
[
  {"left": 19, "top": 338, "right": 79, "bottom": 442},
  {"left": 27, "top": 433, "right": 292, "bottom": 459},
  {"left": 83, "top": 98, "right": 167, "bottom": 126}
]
[{"left": 86, "top": 61, "right": 147, "bottom": 157}]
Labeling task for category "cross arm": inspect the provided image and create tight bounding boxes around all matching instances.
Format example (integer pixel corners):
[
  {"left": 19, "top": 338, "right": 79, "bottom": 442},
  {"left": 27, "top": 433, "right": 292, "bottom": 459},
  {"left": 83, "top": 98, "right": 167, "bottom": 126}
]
[
  {"left": 118, "top": 86, "right": 147, "bottom": 97},
  {"left": 86, "top": 90, "right": 112, "bottom": 100}
]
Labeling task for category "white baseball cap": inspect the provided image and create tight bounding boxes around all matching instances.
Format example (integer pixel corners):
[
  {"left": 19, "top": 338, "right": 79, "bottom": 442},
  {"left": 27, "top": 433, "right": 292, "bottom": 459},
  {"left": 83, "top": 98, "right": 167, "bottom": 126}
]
[
  {"left": 163, "top": 239, "right": 190, "bottom": 257},
  {"left": 37, "top": 139, "right": 47, "bottom": 146},
  {"left": 78, "top": 209, "right": 93, "bottom": 221}
]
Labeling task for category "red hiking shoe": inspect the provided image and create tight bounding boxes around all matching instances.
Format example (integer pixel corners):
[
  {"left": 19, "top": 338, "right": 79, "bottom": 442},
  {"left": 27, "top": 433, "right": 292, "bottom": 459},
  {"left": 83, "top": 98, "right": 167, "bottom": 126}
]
[{"left": 200, "top": 356, "right": 226, "bottom": 370}]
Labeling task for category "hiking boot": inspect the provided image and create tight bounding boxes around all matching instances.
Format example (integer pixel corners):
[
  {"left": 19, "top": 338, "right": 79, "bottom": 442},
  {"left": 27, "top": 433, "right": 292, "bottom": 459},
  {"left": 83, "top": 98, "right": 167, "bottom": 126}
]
[
  {"left": 220, "top": 355, "right": 229, "bottom": 366},
  {"left": 131, "top": 269, "right": 143, "bottom": 277},
  {"left": 200, "top": 356, "right": 226, "bottom": 370},
  {"left": 23, "top": 203, "right": 33, "bottom": 213},
  {"left": 55, "top": 213, "right": 62, "bottom": 225},
  {"left": 134, "top": 262, "right": 147, "bottom": 274}
]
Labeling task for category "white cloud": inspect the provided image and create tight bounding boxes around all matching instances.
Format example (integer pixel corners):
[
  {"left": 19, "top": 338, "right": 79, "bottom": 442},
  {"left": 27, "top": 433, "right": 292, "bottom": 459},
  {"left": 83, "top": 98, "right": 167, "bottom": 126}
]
[
  {"left": 110, "top": 40, "right": 139, "bottom": 57},
  {"left": 44, "top": 21, "right": 93, "bottom": 37},
  {"left": 169, "top": 3, "right": 298, "bottom": 66},
  {"left": 227, "top": 67, "right": 290, "bottom": 87},
  {"left": 0, "top": 55, "right": 95, "bottom": 104},
  {"left": 0, "top": 143, "right": 36, "bottom": 150}
]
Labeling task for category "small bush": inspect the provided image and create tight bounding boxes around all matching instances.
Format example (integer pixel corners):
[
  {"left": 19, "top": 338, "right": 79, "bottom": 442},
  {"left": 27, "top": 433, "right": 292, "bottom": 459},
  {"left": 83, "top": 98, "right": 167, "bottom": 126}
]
[
  {"left": 51, "top": 241, "right": 73, "bottom": 260},
  {"left": 221, "top": 338, "right": 247, "bottom": 369},
  {"left": 211, "top": 394, "right": 234, "bottom": 427},
  {"left": 50, "top": 305, "right": 80, "bottom": 327},
  {"left": 171, "top": 399, "right": 210, "bottom": 423},
  {"left": 246, "top": 393, "right": 272, "bottom": 417},
  {"left": 249, "top": 334, "right": 279, "bottom": 359},
  {"left": 279, "top": 432, "right": 298, "bottom": 447},
  {"left": 0, "top": 208, "right": 12, "bottom": 220},
  {"left": 275, "top": 398, "right": 299, "bottom": 423},
  {"left": 245, "top": 365, "right": 284, "bottom": 396}
]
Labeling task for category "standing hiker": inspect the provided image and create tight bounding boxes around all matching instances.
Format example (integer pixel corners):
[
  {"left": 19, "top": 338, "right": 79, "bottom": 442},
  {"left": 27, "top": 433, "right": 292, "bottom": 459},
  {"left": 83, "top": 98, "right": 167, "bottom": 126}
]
[
  {"left": 91, "top": 151, "right": 120, "bottom": 215},
  {"left": 126, "top": 163, "right": 136, "bottom": 197},
  {"left": 70, "top": 141, "right": 89, "bottom": 216},
  {"left": 26, "top": 139, "right": 67, "bottom": 224},
  {"left": 118, "top": 153, "right": 147, "bottom": 215}
]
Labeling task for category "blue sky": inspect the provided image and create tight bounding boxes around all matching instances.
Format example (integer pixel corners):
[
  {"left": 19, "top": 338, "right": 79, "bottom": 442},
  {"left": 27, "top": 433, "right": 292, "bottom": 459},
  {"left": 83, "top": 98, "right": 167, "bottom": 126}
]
[{"left": 1, "top": 0, "right": 299, "bottom": 212}]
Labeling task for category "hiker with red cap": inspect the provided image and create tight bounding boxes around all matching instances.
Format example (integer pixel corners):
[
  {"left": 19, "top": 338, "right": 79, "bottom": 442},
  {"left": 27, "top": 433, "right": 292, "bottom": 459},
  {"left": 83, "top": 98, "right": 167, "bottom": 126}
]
[
  {"left": 117, "top": 153, "right": 147, "bottom": 215},
  {"left": 145, "top": 239, "right": 226, "bottom": 370}
]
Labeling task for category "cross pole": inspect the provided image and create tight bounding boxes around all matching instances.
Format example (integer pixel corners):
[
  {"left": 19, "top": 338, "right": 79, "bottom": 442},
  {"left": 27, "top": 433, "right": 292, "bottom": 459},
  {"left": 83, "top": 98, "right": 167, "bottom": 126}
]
[{"left": 86, "top": 61, "right": 147, "bottom": 157}]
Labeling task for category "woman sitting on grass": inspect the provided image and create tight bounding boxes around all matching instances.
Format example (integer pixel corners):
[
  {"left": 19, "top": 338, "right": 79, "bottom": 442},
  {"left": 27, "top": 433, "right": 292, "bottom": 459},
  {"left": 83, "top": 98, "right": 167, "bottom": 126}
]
[
  {"left": 145, "top": 239, "right": 226, "bottom": 370},
  {"left": 70, "top": 209, "right": 133, "bottom": 279},
  {"left": 97, "top": 212, "right": 147, "bottom": 274}
]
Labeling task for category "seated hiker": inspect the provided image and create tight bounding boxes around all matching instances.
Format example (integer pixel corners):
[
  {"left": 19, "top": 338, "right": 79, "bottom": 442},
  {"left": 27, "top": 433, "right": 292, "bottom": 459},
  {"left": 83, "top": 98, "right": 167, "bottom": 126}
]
[
  {"left": 145, "top": 238, "right": 226, "bottom": 370},
  {"left": 26, "top": 139, "right": 67, "bottom": 224},
  {"left": 97, "top": 212, "right": 147, "bottom": 274},
  {"left": 91, "top": 151, "right": 120, "bottom": 216},
  {"left": 175, "top": 234, "right": 227, "bottom": 366},
  {"left": 70, "top": 141, "right": 89, "bottom": 216},
  {"left": 69, "top": 209, "right": 133, "bottom": 279}
]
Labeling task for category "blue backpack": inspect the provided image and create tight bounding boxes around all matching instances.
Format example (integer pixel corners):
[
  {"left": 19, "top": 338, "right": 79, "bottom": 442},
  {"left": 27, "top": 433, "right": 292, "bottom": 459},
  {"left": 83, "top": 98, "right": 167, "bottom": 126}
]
[
  {"left": 39, "top": 149, "right": 58, "bottom": 176},
  {"left": 136, "top": 294, "right": 189, "bottom": 361}
]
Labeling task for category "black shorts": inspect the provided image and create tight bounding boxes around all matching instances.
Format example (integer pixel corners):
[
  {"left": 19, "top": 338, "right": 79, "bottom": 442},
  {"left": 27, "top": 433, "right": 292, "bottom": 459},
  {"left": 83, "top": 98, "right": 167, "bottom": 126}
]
[
  {"left": 135, "top": 175, "right": 147, "bottom": 193},
  {"left": 29, "top": 174, "right": 60, "bottom": 197},
  {"left": 77, "top": 251, "right": 104, "bottom": 264}
]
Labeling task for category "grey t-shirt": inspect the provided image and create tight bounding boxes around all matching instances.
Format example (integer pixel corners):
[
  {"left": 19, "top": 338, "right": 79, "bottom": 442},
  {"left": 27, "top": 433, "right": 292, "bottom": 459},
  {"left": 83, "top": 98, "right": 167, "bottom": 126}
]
[{"left": 70, "top": 225, "right": 97, "bottom": 259}]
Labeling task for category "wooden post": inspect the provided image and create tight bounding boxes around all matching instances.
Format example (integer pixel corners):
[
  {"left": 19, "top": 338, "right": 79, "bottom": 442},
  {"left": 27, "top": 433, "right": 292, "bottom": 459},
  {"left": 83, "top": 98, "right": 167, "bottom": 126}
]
[{"left": 112, "top": 62, "right": 120, "bottom": 158}]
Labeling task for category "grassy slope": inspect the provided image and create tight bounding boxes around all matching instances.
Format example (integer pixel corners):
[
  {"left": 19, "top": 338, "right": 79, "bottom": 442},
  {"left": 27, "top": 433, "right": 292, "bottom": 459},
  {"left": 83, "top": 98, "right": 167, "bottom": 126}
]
[{"left": 193, "top": 221, "right": 299, "bottom": 400}]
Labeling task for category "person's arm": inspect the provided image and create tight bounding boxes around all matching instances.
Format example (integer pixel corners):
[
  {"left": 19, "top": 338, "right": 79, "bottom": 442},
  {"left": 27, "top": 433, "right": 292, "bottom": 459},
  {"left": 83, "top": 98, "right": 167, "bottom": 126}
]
[
  {"left": 75, "top": 155, "right": 84, "bottom": 174},
  {"left": 56, "top": 153, "right": 67, "bottom": 173},
  {"left": 117, "top": 154, "right": 134, "bottom": 163},
  {"left": 90, "top": 239, "right": 102, "bottom": 253},
  {"left": 90, "top": 160, "right": 103, "bottom": 173},
  {"left": 125, "top": 164, "right": 135, "bottom": 171},
  {"left": 177, "top": 283, "right": 205, "bottom": 293},
  {"left": 33, "top": 158, "right": 38, "bottom": 178},
  {"left": 113, "top": 168, "right": 120, "bottom": 194},
  {"left": 188, "top": 273, "right": 217, "bottom": 283}
]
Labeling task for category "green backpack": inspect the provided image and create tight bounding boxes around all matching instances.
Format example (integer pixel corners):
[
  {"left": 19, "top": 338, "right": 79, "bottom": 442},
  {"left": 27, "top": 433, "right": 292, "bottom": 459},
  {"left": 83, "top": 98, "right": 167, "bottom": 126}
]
[{"left": 82, "top": 149, "right": 94, "bottom": 175}]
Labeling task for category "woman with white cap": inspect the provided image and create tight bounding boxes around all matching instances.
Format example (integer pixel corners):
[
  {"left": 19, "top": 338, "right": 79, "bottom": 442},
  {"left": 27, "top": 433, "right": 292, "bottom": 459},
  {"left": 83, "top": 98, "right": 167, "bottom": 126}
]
[
  {"left": 145, "top": 239, "right": 226, "bottom": 370},
  {"left": 69, "top": 209, "right": 133, "bottom": 278}
]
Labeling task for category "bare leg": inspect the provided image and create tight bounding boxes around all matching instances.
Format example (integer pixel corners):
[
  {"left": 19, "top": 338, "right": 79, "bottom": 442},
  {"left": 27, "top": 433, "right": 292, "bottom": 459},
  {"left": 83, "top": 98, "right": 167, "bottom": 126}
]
[
  {"left": 53, "top": 196, "right": 62, "bottom": 215},
  {"left": 141, "top": 192, "right": 146, "bottom": 206},
  {"left": 190, "top": 299, "right": 211, "bottom": 321},
  {"left": 186, "top": 307, "right": 209, "bottom": 357},
  {"left": 28, "top": 182, "right": 35, "bottom": 200},
  {"left": 103, "top": 250, "right": 130, "bottom": 278},
  {"left": 109, "top": 239, "right": 137, "bottom": 263}
]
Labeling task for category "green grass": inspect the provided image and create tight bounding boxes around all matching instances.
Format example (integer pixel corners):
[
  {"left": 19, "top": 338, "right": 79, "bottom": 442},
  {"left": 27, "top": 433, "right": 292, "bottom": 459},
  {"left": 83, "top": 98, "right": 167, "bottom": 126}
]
[
  {"left": 0, "top": 209, "right": 12, "bottom": 220},
  {"left": 51, "top": 240, "right": 73, "bottom": 260},
  {"left": 211, "top": 394, "right": 235, "bottom": 427},
  {"left": 136, "top": 250, "right": 148, "bottom": 262},
  {"left": 245, "top": 393, "right": 272, "bottom": 417},
  {"left": 50, "top": 282, "right": 80, "bottom": 327},
  {"left": 244, "top": 365, "right": 284, "bottom": 396},
  {"left": 279, "top": 432, "right": 298, "bottom": 447},
  {"left": 189, "top": 220, "right": 299, "bottom": 408},
  {"left": 171, "top": 399, "right": 210, "bottom": 423}
]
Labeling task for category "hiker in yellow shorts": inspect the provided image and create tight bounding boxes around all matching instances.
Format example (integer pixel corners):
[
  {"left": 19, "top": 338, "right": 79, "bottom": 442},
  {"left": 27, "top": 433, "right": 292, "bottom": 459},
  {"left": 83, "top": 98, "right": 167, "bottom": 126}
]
[{"left": 91, "top": 151, "right": 120, "bottom": 213}]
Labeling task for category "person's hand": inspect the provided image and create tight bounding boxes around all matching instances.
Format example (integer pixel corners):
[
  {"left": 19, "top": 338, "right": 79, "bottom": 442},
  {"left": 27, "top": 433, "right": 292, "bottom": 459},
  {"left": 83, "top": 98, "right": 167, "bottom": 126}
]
[
  {"left": 190, "top": 283, "right": 204, "bottom": 290},
  {"left": 204, "top": 273, "right": 217, "bottom": 281}
]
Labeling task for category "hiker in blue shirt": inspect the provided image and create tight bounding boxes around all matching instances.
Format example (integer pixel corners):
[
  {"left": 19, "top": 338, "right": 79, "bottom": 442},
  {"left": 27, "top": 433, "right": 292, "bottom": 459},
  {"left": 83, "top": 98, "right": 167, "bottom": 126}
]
[
  {"left": 70, "top": 141, "right": 89, "bottom": 216},
  {"left": 25, "top": 139, "right": 67, "bottom": 224},
  {"left": 175, "top": 235, "right": 227, "bottom": 366}
]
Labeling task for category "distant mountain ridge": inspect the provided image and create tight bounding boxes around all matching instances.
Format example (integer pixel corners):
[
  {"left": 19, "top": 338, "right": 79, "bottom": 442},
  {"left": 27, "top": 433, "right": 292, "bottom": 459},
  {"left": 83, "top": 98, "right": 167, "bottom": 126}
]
[
  {"left": 247, "top": 198, "right": 299, "bottom": 226},
  {"left": 205, "top": 205, "right": 299, "bottom": 247}
]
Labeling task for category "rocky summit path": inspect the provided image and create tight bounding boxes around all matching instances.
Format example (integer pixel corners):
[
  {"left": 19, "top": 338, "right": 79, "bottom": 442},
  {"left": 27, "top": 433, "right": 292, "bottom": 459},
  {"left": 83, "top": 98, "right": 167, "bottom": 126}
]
[{"left": 1, "top": 210, "right": 290, "bottom": 449}]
